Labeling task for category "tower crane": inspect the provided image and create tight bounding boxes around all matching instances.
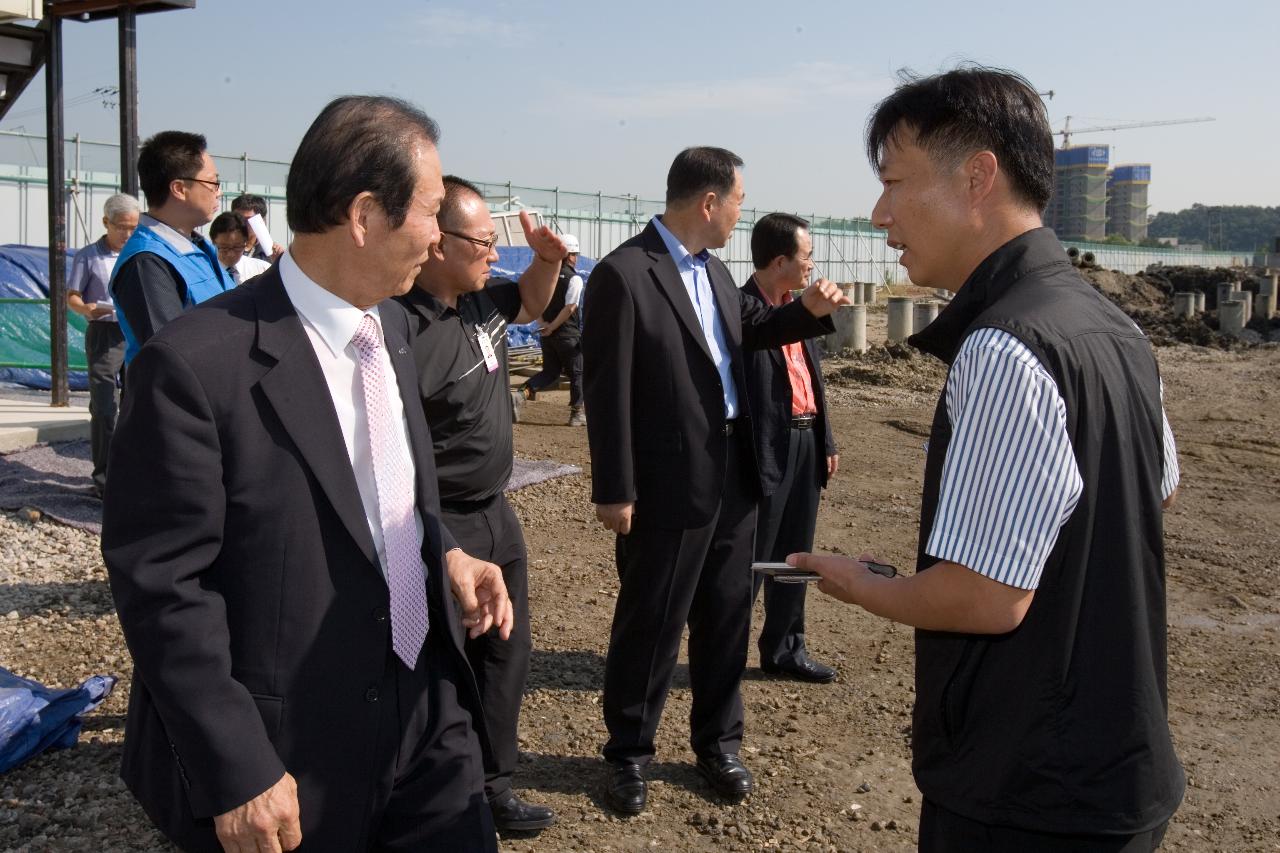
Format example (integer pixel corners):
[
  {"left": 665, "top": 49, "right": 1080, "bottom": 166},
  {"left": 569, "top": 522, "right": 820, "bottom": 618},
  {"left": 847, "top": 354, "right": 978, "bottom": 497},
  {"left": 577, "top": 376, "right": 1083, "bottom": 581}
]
[{"left": 1057, "top": 115, "right": 1214, "bottom": 148}]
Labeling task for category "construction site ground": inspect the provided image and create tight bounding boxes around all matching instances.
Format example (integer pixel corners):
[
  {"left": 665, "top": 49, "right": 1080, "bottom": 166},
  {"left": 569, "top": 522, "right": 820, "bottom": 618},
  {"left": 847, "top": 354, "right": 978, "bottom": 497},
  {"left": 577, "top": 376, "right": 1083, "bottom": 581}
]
[{"left": 0, "top": 267, "right": 1277, "bottom": 851}]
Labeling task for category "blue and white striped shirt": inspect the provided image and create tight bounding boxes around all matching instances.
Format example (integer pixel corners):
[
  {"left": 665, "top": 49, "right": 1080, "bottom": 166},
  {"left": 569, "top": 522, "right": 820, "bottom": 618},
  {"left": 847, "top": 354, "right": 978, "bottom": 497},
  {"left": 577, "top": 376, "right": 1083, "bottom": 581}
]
[{"left": 925, "top": 327, "right": 1179, "bottom": 590}]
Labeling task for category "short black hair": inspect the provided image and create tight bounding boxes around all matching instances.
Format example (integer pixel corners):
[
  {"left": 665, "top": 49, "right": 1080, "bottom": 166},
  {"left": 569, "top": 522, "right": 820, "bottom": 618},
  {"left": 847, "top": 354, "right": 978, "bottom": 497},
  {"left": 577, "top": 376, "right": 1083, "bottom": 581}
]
[
  {"left": 865, "top": 65, "right": 1054, "bottom": 211},
  {"left": 286, "top": 95, "right": 440, "bottom": 234},
  {"left": 230, "top": 193, "right": 267, "bottom": 219},
  {"left": 138, "top": 130, "right": 208, "bottom": 209},
  {"left": 751, "top": 213, "right": 809, "bottom": 270},
  {"left": 209, "top": 211, "right": 249, "bottom": 241},
  {"left": 438, "top": 175, "right": 485, "bottom": 232},
  {"left": 665, "top": 146, "right": 743, "bottom": 207}
]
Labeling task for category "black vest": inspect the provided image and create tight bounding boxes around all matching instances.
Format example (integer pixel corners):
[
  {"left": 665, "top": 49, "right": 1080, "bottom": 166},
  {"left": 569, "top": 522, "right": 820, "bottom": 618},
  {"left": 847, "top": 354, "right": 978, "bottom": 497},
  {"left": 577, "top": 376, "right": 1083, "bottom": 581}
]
[
  {"left": 541, "top": 263, "right": 581, "bottom": 339},
  {"left": 908, "top": 228, "right": 1183, "bottom": 834}
]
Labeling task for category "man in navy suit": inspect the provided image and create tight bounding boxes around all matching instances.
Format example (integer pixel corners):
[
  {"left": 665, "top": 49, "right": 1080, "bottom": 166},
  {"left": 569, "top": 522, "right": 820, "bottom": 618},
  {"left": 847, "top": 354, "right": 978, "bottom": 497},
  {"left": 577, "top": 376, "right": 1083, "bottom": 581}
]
[{"left": 582, "top": 147, "right": 849, "bottom": 814}]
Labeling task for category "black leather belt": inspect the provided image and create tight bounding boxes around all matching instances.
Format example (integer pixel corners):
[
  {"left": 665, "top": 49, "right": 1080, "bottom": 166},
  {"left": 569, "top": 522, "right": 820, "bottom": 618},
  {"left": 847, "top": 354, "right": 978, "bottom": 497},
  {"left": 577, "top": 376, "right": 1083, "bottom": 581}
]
[
  {"left": 439, "top": 493, "right": 501, "bottom": 514},
  {"left": 723, "top": 418, "right": 742, "bottom": 436},
  {"left": 790, "top": 414, "right": 817, "bottom": 430}
]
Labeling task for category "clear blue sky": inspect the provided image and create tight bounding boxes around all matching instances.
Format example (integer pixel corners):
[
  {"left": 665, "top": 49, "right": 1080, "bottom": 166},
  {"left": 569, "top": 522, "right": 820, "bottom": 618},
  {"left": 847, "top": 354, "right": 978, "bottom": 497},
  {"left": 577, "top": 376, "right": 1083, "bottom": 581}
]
[{"left": 7, "top": 0, "right": 1274, "bottom": 219}]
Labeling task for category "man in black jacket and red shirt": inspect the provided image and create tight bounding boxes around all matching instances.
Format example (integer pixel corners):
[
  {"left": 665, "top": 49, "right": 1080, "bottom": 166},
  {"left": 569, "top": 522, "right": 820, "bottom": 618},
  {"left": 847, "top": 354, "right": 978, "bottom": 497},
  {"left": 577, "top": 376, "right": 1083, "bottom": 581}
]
[
  {"left": 741, "top": 212, "right": 839, "bottom": 683},
  {"left": 790, "top": 67, "right": 1183, "bottom": 852}
]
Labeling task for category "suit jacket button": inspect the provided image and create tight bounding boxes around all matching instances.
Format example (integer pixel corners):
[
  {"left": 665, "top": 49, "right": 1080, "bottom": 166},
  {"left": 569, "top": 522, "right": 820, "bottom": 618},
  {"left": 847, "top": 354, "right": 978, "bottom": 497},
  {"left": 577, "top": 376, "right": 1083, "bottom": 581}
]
[
  {"left": 372, "top": 605, "right": 389, "bottom": 622},
  {"left": 365, "top": 687, "right": 380, "bottom": 703}
]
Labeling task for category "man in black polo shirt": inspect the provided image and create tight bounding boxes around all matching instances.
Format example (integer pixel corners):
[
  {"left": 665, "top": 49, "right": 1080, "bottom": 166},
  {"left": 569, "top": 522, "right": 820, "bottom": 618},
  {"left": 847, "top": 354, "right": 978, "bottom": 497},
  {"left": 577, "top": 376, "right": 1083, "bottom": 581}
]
[{"left": 395, "top": 175, "right": 567, "bottom": 833}]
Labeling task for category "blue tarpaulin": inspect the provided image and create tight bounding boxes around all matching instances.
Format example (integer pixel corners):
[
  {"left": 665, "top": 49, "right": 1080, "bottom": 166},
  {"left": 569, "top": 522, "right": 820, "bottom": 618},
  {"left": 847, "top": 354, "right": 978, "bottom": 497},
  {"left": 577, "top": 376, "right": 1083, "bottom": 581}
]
[
  {"left": 492, "top": 246, "right": 595, "bottom": 348},
  {"left": 0, "top": 666, "right": 115, "bottom": 773},
  {"left": 0, "top": 243, "right": 596, "bottom": 389},
  {"left": 0, "top": 244, "right": 88, "bottom": 391}
]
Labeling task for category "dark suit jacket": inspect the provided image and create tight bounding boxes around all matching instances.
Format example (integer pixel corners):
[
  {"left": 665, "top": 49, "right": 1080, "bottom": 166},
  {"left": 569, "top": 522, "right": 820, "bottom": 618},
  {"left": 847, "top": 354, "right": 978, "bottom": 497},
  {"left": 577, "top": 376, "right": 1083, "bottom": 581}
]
[
  {"left": 102, "top": 266, "right": 476, "bottom": 850},
  {"left": 581, "top": 221, "right": 833, "bottom": 529},
  {"left": 740, "top": 276, "right": 838, "bottom": 497}
]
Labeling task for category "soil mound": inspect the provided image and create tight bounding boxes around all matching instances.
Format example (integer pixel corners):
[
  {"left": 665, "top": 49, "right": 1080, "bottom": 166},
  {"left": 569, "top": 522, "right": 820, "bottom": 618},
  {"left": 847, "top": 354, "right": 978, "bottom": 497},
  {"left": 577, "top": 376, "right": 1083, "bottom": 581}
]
[
  {"left": 1081, "top": 265, "right": 1279, "bottom": 349},
  {"left": 823, "top": 343, "right": 948, "bottom": 391}
]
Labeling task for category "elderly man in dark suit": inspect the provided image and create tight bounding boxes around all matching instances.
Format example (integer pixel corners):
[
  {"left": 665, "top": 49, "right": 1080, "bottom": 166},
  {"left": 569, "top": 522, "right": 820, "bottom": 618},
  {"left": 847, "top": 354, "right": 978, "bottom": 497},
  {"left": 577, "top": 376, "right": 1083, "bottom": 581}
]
[
  {"left": 103, "top": 96, "right": 511, "bottom": 853},
  {"left": 742, "top": 213, "right": 840, "bottom": 684},
  {"left": 582, "top": 146, "right": 849, "bottom": 815}
]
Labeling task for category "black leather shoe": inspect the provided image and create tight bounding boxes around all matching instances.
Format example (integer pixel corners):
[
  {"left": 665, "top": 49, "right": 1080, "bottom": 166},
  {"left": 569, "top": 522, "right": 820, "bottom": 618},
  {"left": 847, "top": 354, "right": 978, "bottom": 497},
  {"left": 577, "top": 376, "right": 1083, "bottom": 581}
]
[
  {"left": 696, "top": 753, "right": 753, "bottom": 801},
  {"left": 761, "top": 655, "right": 837, "bottom": 684},
  {"left": 605, "top": 761, "right": 646, "bottom": 814},
  {"left": 490, "top": 795, "right": 555, "bottom": 831}
]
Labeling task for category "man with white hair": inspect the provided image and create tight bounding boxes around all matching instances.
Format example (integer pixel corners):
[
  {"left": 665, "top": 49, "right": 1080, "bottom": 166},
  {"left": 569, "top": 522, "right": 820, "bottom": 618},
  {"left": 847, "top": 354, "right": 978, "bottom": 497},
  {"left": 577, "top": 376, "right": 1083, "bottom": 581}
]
[
  {"left": 520, "top": 233, "right": 585, "bottom": 425},
  {"left": 66, "top": 192, "right": 140, "bottom": 496}
]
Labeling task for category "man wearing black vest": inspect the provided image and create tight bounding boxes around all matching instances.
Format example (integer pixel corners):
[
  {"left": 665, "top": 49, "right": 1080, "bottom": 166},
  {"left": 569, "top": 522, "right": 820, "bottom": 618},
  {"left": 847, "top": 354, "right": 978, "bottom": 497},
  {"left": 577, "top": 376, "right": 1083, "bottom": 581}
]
[
  {"left": 791, "top": 67, "right": 1183, "bottom": 851},
  {"left": 521, "top": 235, "right": 585, "bottom": 426}
]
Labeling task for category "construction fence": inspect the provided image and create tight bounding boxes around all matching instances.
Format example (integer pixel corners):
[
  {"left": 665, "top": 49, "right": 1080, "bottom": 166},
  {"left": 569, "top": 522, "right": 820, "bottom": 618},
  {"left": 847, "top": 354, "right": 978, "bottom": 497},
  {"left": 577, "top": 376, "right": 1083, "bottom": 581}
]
[{"left": 0, "top": 130, "right": 1249, "bottom": 284}]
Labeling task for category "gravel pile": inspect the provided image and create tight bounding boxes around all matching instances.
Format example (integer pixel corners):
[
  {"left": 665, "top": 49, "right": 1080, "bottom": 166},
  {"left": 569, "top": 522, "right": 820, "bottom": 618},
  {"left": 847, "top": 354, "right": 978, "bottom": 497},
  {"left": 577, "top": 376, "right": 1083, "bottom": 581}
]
[{"left": 0, "top": 510, "right": 164, "bottom": 851}]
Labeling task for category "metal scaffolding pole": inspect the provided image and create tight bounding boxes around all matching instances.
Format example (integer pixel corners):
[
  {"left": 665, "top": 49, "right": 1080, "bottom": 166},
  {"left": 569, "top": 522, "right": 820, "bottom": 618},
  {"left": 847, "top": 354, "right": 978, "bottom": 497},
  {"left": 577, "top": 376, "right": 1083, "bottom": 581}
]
[
  {"left": 118, "top": 2, "right": 139, "bottom": 195},
  {"left": 45, "top": 12, "right": 68, "bottom": 406}
]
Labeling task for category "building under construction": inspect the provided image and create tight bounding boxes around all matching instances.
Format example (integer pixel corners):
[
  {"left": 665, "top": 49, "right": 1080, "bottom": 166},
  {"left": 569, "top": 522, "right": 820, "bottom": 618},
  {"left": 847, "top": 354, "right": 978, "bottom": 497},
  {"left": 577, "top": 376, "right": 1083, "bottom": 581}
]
[
  {"left": 1046, "top": 145, "right": 1110, "bottom": 242},
  {"left": 1106, "top": 164, "right": 1151, "bottom": 243}
]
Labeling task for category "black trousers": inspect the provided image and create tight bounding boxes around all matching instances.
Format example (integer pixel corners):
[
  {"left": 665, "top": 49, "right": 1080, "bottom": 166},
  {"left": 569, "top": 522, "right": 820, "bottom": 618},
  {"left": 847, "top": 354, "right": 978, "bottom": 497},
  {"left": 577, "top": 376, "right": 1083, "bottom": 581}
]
[
  {"left": 440, "top": 495, "right": 532, "bottom": 805},
  {"left": 366, "top": 615, "right": 497, "bottom": 852},
  {"left": 751, "top": 425, "right": 821, "bottom": 668},
  {"left": 602, "top": 429, "right": 757, "bottom": 764},
  {"left": 526, "top": 332, "right": 583, "bottom": 407},
  {"left": 919, "top": 799, "right": 1169, "bottom": 853},
  {"left": 84, "top": 321, "right": 125, "bottom": 492}
]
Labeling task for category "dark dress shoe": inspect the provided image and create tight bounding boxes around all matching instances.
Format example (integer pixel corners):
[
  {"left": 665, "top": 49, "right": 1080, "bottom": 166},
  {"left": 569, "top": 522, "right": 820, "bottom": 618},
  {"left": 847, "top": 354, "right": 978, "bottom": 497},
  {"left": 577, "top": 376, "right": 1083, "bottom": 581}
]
[
  {"left": 761, "top": 655, "right": 837, "bottom": 684},
  {"left": 696, "top": 753, "right": 753, "bottom": 801},
  {"left": 490, "top": 795, "right": 555, "bottom": 831},
  {"left": 605, "top": 762, "right": 646, "bottom": 814}
]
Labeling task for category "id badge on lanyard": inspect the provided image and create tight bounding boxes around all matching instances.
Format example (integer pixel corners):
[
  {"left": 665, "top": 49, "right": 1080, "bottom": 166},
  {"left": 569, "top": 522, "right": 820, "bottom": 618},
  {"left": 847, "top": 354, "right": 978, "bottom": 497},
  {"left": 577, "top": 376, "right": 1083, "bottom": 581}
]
[{"left": 476, "top": 324, "right": 499, "bottom": 373}]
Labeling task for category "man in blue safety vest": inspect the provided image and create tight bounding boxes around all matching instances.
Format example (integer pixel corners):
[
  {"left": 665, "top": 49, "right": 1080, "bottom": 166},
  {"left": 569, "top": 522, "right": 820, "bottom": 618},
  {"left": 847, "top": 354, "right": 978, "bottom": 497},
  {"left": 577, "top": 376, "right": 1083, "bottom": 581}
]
[{"left": 111, "top": 130, "right": 231, "bottom": 363}]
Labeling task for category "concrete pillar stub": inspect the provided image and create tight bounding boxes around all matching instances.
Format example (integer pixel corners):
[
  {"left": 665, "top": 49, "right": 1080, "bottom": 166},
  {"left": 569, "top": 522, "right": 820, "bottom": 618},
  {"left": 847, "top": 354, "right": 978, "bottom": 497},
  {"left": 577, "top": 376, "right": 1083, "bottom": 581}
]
[
  {"left": 1193, "top": 291, "right": 1205, "bottom": 314},
  {"left": 1237, "top": 290, "right": 1253, "bottom": 324},
  {"left": 1257, "top": 274, "right": 1278, "bottom": 320},
  {"left": 913, "top": 300, "right": 940, "bottom": 332},
  {"left": 849, "top": 304, "right": 867, "bottom": 353},
  {"left": 1219, "top": 300, "right": 1246, "bottom": 336},
  {"left": 828, "top": 304, "right": 861, "bottom": 352},
  {"left": 887, "top": 297, "right": 914, "bottom": 343},
  {"left": 1216, "top": 282, "right": 1236, "bottom": 310},
  {"left": 862, "top": 282, "right": 877, "bottom": 305},
  {"left": 1173, "top": 293, "right": 1196, "bottom": 319}
]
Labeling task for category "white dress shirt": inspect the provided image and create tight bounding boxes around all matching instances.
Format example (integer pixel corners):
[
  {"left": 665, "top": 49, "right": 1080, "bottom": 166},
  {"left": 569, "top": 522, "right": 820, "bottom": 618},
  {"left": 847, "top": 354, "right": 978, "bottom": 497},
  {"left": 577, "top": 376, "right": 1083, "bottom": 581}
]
[
  {"left": 278, "top": 250, "right": 427, "bottom": 581},
  {"left": 231, "top": 254, "right": 272, "bottom": 285}
]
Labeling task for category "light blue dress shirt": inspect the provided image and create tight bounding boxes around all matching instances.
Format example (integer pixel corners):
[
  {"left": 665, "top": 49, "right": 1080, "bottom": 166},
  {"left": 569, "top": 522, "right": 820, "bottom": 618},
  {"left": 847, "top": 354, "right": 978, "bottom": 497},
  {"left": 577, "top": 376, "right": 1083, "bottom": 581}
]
[{"left": 651, "top": 216, "right": 739, "bottom": 419}]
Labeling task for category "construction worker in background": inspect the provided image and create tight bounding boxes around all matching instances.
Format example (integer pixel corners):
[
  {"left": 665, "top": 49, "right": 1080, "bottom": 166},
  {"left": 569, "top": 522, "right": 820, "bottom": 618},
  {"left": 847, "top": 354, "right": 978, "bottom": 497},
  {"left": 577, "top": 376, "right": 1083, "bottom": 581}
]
[{"left": 521, "top": 234, "right": 585, "bottom": 426}]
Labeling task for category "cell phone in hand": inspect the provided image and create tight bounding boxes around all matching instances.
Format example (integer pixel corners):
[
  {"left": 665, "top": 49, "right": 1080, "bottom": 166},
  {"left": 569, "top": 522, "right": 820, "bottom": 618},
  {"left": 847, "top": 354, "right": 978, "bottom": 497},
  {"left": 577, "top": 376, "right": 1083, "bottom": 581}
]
[
  {"left": 750, "top": 562, "right": 821, "bottom": 583},
  {"left": 862, "top": 560, "right": 898, "bottom": 578}
]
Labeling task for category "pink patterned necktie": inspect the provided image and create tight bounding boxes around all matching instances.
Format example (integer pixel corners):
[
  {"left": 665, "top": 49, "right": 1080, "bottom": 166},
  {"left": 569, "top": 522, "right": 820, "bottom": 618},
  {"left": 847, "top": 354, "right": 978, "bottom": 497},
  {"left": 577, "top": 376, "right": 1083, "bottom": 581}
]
[{"left": 350, "top": 314, "right": 429, "bottom": 669}]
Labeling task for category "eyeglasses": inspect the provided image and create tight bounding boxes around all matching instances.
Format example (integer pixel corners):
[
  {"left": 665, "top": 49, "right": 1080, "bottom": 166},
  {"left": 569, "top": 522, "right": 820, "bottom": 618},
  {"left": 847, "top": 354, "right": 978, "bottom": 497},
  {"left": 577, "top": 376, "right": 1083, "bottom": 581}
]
[
  {"left": 181, "top": 176, "right": 222, "bottom": 191},
  {"left": 442, "top": 230, "right": 499, "bottom": 251}
]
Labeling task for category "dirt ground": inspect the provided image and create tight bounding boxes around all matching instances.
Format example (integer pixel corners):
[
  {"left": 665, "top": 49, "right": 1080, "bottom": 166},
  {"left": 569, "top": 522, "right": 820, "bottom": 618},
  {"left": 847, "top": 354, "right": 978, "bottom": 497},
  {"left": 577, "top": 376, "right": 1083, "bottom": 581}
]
[{"left": 1, "top": 290, "right": 1278, "bottom": 851}]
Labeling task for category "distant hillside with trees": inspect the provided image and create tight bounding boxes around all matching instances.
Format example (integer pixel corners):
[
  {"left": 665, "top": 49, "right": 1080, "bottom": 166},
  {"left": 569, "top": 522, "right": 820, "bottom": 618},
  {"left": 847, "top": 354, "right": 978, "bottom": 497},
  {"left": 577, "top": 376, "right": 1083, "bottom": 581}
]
[{"left": 1146, "top": 204, "right": 1280, "bottom": 252}]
